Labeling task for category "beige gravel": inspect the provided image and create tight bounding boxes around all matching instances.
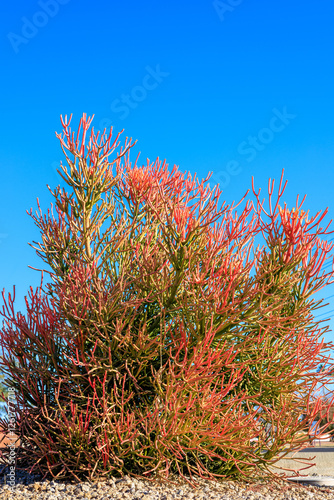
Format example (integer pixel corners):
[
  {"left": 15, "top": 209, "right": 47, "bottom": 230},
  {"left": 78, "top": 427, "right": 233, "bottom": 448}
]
[{"left": 0, "top": 473, "right": 334, "bottom": 499}]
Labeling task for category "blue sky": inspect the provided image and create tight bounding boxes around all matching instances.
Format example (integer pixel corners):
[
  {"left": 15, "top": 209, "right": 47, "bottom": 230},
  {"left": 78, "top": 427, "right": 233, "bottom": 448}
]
[{"left": 1, "top": 0, "right": 334, "bottom": 363}]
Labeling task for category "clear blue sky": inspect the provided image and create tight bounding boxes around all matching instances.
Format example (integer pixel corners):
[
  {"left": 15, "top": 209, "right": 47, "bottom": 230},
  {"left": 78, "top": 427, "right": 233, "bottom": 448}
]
[{"left": 1, "top": 0, "right": 334, "bottom": 356}]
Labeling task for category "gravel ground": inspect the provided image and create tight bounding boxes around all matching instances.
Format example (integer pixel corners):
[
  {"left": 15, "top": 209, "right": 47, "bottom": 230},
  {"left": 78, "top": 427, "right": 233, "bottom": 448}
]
[{"left": 0, "top": 465, "right": 333, "bottom": 499}]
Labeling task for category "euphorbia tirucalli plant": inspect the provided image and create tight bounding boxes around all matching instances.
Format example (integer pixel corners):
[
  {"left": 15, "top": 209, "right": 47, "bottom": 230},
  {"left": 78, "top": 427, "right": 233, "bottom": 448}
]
[{"left": 0, "top": 113, "right": 334, "bottom": 488}]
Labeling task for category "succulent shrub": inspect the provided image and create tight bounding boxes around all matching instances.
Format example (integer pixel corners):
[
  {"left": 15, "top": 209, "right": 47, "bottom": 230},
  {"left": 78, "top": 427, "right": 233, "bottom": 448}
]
[{"left": 0, "top": 114, "right": 334, "bottom": 488}]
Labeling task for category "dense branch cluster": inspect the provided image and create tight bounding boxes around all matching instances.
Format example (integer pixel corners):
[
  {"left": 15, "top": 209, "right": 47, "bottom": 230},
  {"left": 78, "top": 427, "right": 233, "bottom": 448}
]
[{"left": 0, "top": 114, "right": 334, "bottom": 487}]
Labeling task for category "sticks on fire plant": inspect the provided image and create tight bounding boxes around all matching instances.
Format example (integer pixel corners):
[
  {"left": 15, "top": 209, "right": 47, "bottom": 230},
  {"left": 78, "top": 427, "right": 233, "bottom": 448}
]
[{"left": 0, "top": 113, "right": 334, "bottom": 488}]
